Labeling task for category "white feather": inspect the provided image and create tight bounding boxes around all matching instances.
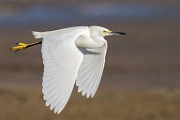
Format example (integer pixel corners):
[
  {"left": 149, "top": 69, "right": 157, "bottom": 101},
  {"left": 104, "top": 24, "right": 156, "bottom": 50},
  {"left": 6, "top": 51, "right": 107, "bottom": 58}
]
[
  {"left": 32, "top": 31, "right": 44, "bottom": 39},
  {"left": 76, "top": 43, "right": 107, "bottom": 98},
  {"left": 41, "top": 27, "right": 85, "bottom": 114},
  {"left": 34, "top": 26, "right": 114, "bottom": 114}
]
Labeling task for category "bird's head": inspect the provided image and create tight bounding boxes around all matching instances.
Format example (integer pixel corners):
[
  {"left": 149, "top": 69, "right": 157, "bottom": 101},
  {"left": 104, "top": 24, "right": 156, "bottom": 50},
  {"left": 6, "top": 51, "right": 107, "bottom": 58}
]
[{"left": 89, "top": 26, "right": 126, "bottom": 38}]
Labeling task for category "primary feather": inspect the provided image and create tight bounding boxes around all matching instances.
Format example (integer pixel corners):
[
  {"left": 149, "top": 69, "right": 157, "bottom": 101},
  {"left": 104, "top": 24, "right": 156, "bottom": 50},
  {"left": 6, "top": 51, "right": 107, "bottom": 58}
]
[
  {"left": 76, "top": 43, "right": 107, "bottom": 98},
  {"left": 41, "top": 27, "right": 85, "bottom": 114}
]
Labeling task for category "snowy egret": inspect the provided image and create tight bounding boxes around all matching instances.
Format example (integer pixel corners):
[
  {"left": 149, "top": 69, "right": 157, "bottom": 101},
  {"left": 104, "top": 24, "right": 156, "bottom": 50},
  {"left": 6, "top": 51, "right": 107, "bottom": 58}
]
[{"left": 11, "top": 26, "right": 126, "bottom": 114}]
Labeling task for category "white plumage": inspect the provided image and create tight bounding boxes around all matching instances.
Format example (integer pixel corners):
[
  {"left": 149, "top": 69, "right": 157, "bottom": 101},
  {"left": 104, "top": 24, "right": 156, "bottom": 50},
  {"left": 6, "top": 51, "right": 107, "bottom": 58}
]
[{"left": 32, "top": 26, "right": 125, "bottom": 114}]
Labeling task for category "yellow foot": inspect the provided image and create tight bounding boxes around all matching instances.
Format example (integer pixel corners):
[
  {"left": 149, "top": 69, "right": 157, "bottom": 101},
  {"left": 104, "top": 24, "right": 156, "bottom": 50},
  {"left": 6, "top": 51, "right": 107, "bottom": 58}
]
[{"left": 10, "top": 42, "right": 29, "bottom": 52}]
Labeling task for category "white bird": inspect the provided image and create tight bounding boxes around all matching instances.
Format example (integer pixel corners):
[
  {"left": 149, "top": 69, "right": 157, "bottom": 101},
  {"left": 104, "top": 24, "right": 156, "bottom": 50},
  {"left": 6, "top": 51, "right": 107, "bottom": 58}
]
[{"left": 11, "top": 26, "right": 126, "bottom": 114}]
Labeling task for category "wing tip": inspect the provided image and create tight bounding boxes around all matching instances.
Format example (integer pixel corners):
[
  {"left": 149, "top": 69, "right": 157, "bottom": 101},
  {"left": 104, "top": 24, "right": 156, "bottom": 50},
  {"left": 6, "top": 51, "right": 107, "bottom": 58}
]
[{"left": 45, "top": 100, "right": 63, "bottom": 115}]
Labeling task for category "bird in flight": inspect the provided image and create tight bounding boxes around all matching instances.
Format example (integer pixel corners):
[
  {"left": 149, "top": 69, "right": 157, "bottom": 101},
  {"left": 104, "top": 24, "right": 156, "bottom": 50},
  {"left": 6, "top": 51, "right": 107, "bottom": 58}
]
[{"left": 11, "top": 26, "right": 126, "bottom": 114}]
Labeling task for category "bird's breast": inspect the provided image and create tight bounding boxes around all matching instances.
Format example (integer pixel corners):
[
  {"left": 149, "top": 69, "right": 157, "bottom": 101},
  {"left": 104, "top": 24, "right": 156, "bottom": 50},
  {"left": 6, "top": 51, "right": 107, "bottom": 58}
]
[{"left": 75, "top": 35, "right": 105, "bottom": 49}]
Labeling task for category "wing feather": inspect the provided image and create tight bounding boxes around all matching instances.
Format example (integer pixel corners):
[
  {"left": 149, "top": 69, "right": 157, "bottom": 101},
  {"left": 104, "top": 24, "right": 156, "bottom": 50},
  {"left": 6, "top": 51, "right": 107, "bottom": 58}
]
[
  {"left": 41, "top": 30, "right": 83, "bottom": 114},
  {"left": 76, "top": 42, "right": 108, "bottom": 98}
]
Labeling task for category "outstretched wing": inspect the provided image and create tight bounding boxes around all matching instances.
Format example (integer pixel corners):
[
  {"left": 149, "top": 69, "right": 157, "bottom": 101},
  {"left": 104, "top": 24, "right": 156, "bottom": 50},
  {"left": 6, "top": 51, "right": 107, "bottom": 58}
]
[
  {"left": 76, "top": 42, "right": 108, "bottom": 98},
  {"left": 41, "top": 31, "right": 83, "bottom": 114}
]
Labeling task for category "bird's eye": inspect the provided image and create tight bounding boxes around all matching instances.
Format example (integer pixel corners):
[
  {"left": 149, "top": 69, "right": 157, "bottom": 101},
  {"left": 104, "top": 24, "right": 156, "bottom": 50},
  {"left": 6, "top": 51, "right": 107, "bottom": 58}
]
[{"left": 103, "top": 30, "right": 109, "bottom": 34}]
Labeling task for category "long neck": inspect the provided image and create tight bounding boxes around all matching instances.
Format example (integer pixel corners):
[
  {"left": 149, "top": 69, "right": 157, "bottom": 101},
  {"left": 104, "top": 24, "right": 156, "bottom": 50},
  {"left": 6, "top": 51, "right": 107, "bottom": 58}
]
[{"left": 91, "top": 35, "right": 106, "bottom": 48}]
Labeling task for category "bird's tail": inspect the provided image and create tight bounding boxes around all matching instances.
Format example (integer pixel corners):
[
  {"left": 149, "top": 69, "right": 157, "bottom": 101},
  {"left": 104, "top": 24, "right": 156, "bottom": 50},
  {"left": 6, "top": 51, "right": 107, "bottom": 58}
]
[{"left": 32, "top": 31, "right": 44, "bottom": 39}]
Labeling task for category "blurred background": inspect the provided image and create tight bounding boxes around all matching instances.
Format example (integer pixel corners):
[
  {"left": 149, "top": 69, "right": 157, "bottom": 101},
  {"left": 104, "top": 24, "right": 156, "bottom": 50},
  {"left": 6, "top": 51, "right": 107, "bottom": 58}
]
[{"left": 0, "top": 0, "right": 180, "bottom": 120}]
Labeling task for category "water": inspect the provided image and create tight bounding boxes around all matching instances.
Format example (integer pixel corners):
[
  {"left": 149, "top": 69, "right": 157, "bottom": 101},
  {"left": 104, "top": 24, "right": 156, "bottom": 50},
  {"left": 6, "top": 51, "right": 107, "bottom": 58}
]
[{"left": 0, "top": 4, "right": 180, "bottom": 27}]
